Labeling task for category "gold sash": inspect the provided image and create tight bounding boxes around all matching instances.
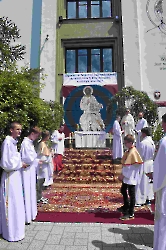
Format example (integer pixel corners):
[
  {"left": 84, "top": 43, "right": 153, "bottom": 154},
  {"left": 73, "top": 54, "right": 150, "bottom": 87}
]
[{"left": 121, "top": 146, "right": 143, "bottom": 166}]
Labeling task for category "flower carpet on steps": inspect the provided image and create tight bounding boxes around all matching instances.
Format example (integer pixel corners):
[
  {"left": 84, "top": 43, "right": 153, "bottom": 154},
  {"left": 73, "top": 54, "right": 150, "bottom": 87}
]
[
  {"left": 35, "top": 148, "right": 154, "bottom": 224},
  {"left": 36, "top": 182, "right": 155, "bottom": 224}
]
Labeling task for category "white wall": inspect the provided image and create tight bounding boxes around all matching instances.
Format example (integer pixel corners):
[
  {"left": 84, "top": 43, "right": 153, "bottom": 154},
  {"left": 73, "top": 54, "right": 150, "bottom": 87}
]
[
  {"left": 121, "top": 0, "right": 166, "bottom": 102},
  {"left": 0, "top": 0, "right": 33, "bottom": 69},
  {"left": 121, "top": 0, "right": 142, "bottom": 91},
  {"left": 39, "top": 0, "right": 57, "bottom": 101}
]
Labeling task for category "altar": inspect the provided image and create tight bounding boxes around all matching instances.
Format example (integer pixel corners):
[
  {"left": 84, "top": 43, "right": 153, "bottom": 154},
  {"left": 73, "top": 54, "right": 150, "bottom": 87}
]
[{"left": 74, "top": 131, "right": 106, "bottom": 148}]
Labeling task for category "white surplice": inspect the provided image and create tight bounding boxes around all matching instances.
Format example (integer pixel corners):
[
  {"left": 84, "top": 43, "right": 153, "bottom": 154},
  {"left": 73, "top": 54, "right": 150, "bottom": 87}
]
[
  {"left": 51, "top": 130, "right": 65, "bottom": 155},
  {"left": 0, "top": 136, "right": 25, "bottom": 241},
  {"left": 153, "top": 135, "right": 166, "bottom": 250},
  {"left": 121, "top": 114, "right": 135, "bottom": 138},
  {"left": 135, "top": 136, "right": 155, "bottom": 204},
  {"left": 122, "top": 164, "right": 140, "bottom": 185},
  {"left": 112, "top": 120, "right": 123, "bottom": 159},
  {"left": 20, "top": 137, "right": 39, "bottom": 224},
  {"left": 135, "top": 118, "right": 148, "bottom": 148}
]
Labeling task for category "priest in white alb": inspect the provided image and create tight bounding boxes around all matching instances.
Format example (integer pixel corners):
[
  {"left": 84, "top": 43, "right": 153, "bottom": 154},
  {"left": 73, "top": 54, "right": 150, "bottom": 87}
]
[
  {"left": 112, "top": 115, "right": 124, "bottom": 161},
  {"left": 135, "top": 127, "right": 155, "bottom": 207},
  {"left": 135, "top": 112, "right": 148, "bottom": 148},
  {"left": 0, "top": 122, "right": 25, "bottom": 241},
  {"left": 153, "top": 113, "right": 166, "bottom": 250},
  {"left": 20, "top": 126, "right": 41, "bottom": 225},
  {"left": 121, "top": 108, "right": 135, "bottom": 143}
]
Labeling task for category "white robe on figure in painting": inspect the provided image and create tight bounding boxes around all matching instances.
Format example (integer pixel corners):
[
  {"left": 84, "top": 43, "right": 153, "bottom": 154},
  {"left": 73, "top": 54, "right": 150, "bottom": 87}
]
[
  {"left": 153, "top": 135, "right": 166, "bottom": 250},
  {"left": 20, "top": 137, "right": 39, "bottom": 224},
  {"left": 112, "top": 120, "right": 123, "bottom": 159},
  {"left": 135, "top": 118, "right": 148, "bottom": 148},
  {"left": 79, "top": 95, "right": 105, "bottom": 131},
  {"left": 135, "top": 136, "right": 155, "bottom": 204},
  {"left": 0, "top": 136, "right": 25, "bottom": 241}
]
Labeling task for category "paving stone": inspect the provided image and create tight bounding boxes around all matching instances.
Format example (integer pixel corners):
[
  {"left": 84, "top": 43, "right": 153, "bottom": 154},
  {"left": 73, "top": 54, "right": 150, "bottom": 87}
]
[
  {"left": 131, "top": 227, "right": 150, "bottom": 234},
  {"left": 34, "top": 225, "right": 53, "bottom": 231},
  {"left": 62, "top": 232, "right": 76, "bottom": 238},
  {"left": 102, "top": 236, "right": 119, "bottom": 244},
  {"left": 103, "top": 248, "right": 125, "bottom": 250},
  {"left": 34, "top": 231, "right": 49, "bottom": 241},
  {"left": 43, "top": 245, "right": 65, "bottom": 250},
  {"left": 25, "top": 225, "right": 35, "bottom": 231},
  {"left": 60, "top": 237, "right": 74, "bottom": 245},
  {"left": 65, "top": 246, "right": 87, "bottom": 250},
  {"left": 88, "top": 241, "right": 102, "bottom": 249},
  {"left": 74, "top": 238, "right": 88, "bottom": 245},
  {"left": 0, "top": 238, "right": 9, "bottom": 248},
  {"left": 6, "top": 242, "right": 29, "bottom": 250},
  {"left": 22, "top": 236, "right": 34, "bottom": 243},
  {"left": 27, "top": 240, "right": 45, "bottom": 250},
  {"left": 64, "top": 226, "right": 83, "bottom": 232},
  {"left": 75, "top": 232, "right": 89, "bottom": 238},
  {"left": 127, "top": 234, "right": 144, "bottom": 245},
  {"left": 88, "top": 233, "right": 102, "bottom": 241},
  {"left": 50, "top": 226, "right": 65, "bottom": 234},
  {"left": 83, "top": 227, "right": 101, "bottom": 233},
  {"left": 71, "top": 223, "right": 101, "bottom": 227},
  {"left": 141, "top": 233, "right": 153, "bottom": 244},
  {"left": 25, "top": 231, "right": 37, "bottom": 237},
  {"left": 45, "top": 234, "right": 61, "bottom": 244}
]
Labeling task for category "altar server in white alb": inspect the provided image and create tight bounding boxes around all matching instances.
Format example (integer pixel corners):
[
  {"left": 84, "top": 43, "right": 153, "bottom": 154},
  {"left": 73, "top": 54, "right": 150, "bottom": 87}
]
[
  {"left": 37, "top": 130, "right": 53, "bottom": 190},
  {"left": 153, "top": 113, "right": 166, "bottom": 250},
  {"left": 135, "top": 112, "right": 148, "bottom": 148},
  {"left": 20, "top": 126, "right": 41, "bottom": 225},
  {"left": 121, "top": 108, "right": 135, "bottom": 141},
  {"left": 0, "top": 122, "right": 26, "bottom": 241},
  {"left": 51, "top": 124, "right": 65, "bottom": 172},
  {"left": 112, "top": 115, "right": 124, "bottom": 161},
  {"left": 135, "top": 127, "right": 155, "bottom": 207},
  {"left": 117, "top": 134, "right": 143, "bottom": 220}
]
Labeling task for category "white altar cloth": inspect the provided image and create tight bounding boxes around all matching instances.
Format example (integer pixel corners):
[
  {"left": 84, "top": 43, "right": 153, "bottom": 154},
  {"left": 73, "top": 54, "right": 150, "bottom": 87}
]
[{"left": 74, "top": 131, "right": 106, "bottom": 148}]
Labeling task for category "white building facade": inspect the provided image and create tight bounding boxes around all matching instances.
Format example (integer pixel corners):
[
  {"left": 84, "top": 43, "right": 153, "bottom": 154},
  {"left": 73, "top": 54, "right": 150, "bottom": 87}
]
[{"left": 1, "top": 0, "right": 166, "bottom": 115}]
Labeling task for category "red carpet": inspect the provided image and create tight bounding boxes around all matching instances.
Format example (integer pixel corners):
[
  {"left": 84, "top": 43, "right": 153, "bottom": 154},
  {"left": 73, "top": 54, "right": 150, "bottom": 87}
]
[
  {"left": 35, "top": 211, "right": 154, "bottom": 225},
  {"left": 36, "top": 183, "right": 155, "bottom": 224}
]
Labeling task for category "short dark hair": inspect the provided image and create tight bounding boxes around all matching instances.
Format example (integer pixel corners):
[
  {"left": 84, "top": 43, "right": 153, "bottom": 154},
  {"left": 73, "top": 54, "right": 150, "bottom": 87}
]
[
  {"left": 162, "top": 113, "right": 166, "bottom": 123},
  {"left": 124, "top": 134, "right": 135, "bottom": 143},
  {"left": 28, "top": 126, "right": 41, "bottom": 135},
  {"left": 10, "top": 122, "right": 21, "bottom": 130},
  {"left": 41, "top": 130, "right": 50, "bottom": 140},
  {"left": 141, "top": 127, "right": 151, "bottom": 136}
]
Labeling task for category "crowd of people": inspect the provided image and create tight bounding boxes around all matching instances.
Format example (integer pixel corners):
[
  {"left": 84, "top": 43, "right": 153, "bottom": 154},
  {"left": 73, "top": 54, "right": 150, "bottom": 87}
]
[
  {"left": 0, "top": 122, "right": 65, "bottom": 242},
  {"left": 113, "top": 109, "right": 166, "bottom": 250},
  {"left": 0, "top": 110, "right": 166, "bottom": 249}
]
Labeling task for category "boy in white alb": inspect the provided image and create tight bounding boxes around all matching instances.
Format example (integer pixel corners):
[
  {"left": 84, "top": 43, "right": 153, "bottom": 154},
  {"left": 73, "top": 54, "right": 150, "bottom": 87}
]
[
  {"left": 51, "top": 125, "right": 65, "bottom": 172},
  {"left": 117, "top": 134, "right": 143, "bottom": 220},
  {"left": 20, "top": 126, "right": 42, "bottom": 225}
]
